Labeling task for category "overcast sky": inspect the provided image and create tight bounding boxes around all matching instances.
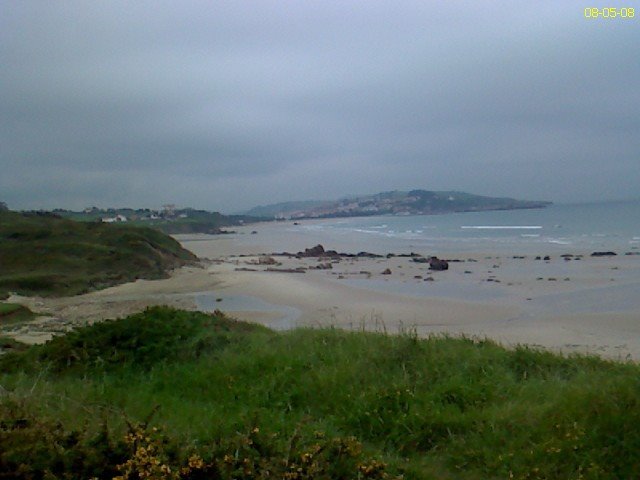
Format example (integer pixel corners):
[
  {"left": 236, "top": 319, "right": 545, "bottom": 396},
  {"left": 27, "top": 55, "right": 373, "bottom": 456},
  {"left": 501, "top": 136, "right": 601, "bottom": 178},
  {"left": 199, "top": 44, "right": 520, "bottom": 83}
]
[{"left": 1, "top": 1, "right": 638, "bottom": 212}]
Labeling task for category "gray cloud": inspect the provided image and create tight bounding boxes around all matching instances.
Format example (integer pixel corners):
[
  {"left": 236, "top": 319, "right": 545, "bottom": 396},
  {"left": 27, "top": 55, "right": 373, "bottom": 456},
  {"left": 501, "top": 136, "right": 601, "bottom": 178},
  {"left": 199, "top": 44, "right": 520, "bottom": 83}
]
[{"left": 1, "top": 1, "right": 638, "bottom": 212}]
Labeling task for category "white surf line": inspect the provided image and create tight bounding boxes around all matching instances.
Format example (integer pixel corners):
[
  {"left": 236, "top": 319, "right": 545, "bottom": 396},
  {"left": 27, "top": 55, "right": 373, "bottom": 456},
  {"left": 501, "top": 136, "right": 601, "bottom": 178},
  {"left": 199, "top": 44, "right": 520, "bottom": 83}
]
[{"left": 461, "top": 226, "right": 543, "bottom": 230}]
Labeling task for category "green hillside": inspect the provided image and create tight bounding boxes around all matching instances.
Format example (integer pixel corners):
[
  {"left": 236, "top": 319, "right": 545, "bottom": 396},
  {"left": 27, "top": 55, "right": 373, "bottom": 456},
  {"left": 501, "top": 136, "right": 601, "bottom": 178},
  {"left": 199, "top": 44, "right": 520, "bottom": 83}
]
[{"left": 0, "top": 210, "right": 196, "bottom": 297}]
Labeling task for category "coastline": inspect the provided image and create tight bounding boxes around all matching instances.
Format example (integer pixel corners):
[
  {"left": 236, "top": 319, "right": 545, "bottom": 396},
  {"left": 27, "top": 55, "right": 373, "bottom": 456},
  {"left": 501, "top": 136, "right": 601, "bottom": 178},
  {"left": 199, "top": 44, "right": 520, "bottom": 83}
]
[{"left": 3, "top": 220, "right": 640, "bottom": 360}]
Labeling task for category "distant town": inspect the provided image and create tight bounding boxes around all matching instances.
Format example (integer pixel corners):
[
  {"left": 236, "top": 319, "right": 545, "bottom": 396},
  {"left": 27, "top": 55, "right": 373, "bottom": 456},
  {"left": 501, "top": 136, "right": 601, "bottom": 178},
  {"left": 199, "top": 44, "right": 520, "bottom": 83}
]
[{"left": 246, "top": 190, "right": 552, "bottom": 220}]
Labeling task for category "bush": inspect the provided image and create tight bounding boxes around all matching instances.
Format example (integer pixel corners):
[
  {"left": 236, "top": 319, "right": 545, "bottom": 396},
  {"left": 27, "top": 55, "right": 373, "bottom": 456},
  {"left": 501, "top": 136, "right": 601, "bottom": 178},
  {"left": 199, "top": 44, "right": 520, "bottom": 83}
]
[{"left": 0, "top": 306, "right": 269, "bottom": 375}]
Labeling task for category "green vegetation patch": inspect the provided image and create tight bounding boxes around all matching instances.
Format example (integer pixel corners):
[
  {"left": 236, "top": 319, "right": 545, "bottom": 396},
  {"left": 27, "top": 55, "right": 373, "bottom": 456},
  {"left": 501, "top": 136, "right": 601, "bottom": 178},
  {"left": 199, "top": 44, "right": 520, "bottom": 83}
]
[
  {"left": 1, "top": 308, "right": 640, "bottom": 479},
  {"left": 0, "top": 302, "right": 35, "bottom": 326},
  {"left": 0, "top": 210, "right": 197, "bottom": 297},
  {"left": 0, "top": 336, "right": 28, "bottom": 353},
  {"left": 0, "top": 306, "right": 268, "bottom": 374}
]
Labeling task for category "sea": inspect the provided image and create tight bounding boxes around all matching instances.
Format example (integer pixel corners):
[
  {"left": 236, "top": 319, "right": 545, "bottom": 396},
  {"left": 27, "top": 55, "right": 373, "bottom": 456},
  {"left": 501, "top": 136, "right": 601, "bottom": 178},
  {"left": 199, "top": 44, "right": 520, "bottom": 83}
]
[{"left": 257, "top": 199, "right": 640, "bottom": 256}]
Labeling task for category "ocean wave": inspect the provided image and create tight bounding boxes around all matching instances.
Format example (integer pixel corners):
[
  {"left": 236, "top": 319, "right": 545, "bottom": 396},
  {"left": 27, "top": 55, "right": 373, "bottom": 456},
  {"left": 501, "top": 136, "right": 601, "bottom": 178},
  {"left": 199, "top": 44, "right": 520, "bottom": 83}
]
[
  {"left": 547, "top": 239, "right": 572, "bottom": 245},
  {"left": 461, "top": 225, "right": 543, "bottom": 230}
]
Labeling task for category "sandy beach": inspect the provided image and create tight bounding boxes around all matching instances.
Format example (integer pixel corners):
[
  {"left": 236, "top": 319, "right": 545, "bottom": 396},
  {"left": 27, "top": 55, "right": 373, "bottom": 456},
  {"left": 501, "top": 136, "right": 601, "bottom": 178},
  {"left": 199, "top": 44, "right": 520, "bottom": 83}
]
[{"left": 3, "top": 221, "right": 640, "bottom": 360}]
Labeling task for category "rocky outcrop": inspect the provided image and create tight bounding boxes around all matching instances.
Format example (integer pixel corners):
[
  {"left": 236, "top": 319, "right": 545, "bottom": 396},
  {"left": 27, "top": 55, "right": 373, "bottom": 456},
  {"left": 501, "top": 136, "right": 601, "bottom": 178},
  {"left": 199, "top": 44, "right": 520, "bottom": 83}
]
[
  {"left": 428, "top": 257, "right": 449, "bottom": 271},
  {"left": 300, "top": 244, "right": 325, "bottom": 257},
  {"left": 591, "top": 251, "right": 617, "bottom": 257}
]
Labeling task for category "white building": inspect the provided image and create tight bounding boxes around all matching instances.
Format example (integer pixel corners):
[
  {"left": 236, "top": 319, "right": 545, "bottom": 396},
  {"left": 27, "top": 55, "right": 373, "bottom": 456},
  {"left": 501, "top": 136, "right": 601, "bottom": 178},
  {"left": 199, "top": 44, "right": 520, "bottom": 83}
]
[{"left": 101, "top": 214, "right": 127, "bottom": 223}]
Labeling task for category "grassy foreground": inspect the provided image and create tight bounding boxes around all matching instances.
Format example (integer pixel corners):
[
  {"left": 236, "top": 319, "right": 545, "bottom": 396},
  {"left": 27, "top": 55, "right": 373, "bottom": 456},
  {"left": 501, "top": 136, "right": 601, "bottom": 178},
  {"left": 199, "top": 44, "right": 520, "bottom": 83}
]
[
  {"left": 1, "top": 307, "right": 639, "bottom": 479},
  {"left": 0, "top": 210, "right": 196, "bottom": 297}
]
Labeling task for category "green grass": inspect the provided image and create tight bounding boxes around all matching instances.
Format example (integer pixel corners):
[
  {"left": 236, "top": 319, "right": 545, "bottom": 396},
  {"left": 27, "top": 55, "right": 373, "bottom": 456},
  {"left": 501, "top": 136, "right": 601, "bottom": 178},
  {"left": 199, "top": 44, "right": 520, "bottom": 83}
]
[
  {"left": 1, "top": 307, "right": 639, "bottom": 479},
  {"left": 0, "top": 302, "right": 35, "bottom": 326},
  {"left": 0, "top": 210, "right": 196, "bottom": 297}
]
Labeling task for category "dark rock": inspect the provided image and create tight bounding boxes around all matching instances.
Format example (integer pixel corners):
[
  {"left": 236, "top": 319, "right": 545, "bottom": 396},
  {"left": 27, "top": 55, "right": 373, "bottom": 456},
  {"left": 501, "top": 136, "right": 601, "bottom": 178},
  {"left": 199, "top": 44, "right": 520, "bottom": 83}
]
[
  {"left": 304, "top": 244, "right": 325, "bottom": 256},
  {"left": 543, "top": 256, "right": 551, "bottom": 261},
  {"left": 428, "top": 257, "right": 449, "bottom": 271},
  {"left": 272, "top": 252, "right": 297, "bottom": 257},
  {"left": 266, "top": 267, "right": 306, "bottom": 273},
  {"left": 251, "top": 231, "right": 258, "bottom": 234},
  {"left": 424, "top": 277, "right": 434, "bottom": 281},
  {"left": 464, "top": 270, "right": 473, "bottom": 274},
  {"left": 412, "top": 257, "right": 429, "bottom": 263},
  {"left": 591, "top": 251, "right": 617, "bottom": 257},
  {"left": 381, "top": 268, "right": 392, "bottom": 275},
  {"left": 535, "top": 256, "right": 541, "bottom": 260},
  {"left": 357, "top": 251, "right": 383, "bottom": 258},
  {"left": 234, "top": 267, "right": 258, "bottom": 272}
]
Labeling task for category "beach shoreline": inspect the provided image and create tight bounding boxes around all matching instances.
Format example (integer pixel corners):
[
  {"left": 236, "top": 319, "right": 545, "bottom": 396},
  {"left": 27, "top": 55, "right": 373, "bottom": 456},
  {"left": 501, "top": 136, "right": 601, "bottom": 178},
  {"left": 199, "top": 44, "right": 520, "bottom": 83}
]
[{"left": 3, "top": 219, "right": 640, "bottom": 360}]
